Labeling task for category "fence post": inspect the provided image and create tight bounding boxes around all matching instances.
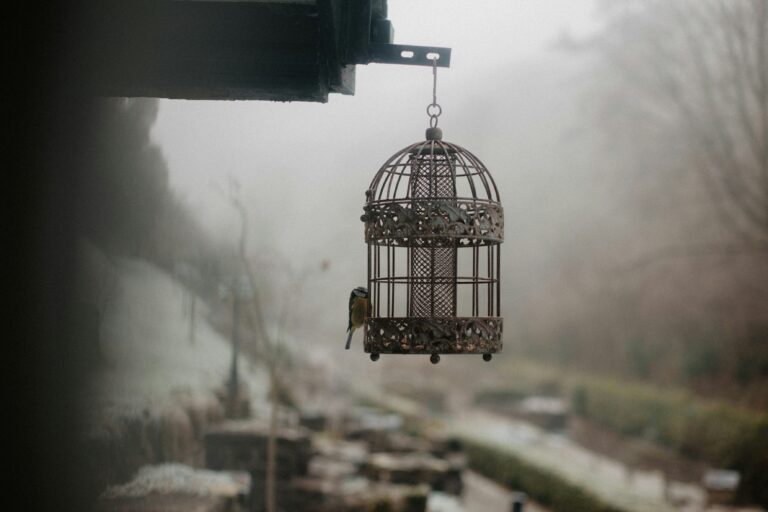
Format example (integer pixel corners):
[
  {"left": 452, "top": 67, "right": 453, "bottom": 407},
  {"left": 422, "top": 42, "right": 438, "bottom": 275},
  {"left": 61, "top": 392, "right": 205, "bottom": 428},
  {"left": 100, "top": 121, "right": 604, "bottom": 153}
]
[{"left": 511, "top": 492, "right": 526, "bottom": 512}]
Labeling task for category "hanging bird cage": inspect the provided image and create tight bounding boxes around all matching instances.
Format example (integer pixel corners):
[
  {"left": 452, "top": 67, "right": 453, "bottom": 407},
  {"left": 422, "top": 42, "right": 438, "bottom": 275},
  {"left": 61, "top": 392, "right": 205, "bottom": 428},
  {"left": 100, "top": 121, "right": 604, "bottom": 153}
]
[{"left": 361, "top": 123, "right": 504, "bottom": 363}]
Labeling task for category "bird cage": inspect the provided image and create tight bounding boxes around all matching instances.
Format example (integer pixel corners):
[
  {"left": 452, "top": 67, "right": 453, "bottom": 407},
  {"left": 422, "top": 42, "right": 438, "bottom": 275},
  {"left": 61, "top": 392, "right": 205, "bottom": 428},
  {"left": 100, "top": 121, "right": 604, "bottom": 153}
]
[{"left": 361, "top": 127, "right": 504, "bottom": 363}]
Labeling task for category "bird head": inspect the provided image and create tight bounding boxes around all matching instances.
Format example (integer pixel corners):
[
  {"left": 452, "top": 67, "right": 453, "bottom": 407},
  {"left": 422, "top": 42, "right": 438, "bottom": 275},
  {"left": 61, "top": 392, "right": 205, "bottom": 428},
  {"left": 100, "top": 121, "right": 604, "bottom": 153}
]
[{"left": 351, "top": 286, "right": 368, "bottom": 298}]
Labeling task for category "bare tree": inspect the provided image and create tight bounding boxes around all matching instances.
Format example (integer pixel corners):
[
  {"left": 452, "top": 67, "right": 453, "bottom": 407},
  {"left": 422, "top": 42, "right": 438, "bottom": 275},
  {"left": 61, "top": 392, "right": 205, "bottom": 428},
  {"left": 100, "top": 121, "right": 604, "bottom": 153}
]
[
  {"left": 214, "top": 176, "right": 251, "bottom": 417},
  {"left": 241, "top": 257, "right": 324, "bottom": 512},
  {"left": 594, "top": 0, "right": 768, "bottom": 249},
  {"left": 525, "top": 0, "right": 768, "bottom": 399}
]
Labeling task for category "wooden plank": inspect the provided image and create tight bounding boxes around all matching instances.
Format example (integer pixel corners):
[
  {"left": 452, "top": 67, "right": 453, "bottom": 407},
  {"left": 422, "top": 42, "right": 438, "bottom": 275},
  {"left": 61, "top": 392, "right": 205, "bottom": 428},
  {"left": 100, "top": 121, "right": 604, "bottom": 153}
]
[{"left": 75, "top": 1, "right": 330, "bottom": 101}]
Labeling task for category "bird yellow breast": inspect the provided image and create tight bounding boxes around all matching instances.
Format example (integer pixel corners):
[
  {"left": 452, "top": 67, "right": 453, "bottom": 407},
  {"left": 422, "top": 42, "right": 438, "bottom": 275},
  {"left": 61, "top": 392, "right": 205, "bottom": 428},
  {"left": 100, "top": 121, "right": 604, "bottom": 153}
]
[{"left": 350, "top": 297, "right": 369, "bottom": 329}]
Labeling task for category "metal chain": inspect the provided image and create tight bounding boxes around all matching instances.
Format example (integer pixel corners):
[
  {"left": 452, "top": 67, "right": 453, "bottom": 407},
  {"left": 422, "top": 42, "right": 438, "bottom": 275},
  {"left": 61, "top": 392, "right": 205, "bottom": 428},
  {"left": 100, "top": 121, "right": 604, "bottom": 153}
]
[
  {"left": 426, "top": 55, "right": 442, "bottom": 128},
  {"left": 432, "top": 55, "right": 437, "bottom": 105}
]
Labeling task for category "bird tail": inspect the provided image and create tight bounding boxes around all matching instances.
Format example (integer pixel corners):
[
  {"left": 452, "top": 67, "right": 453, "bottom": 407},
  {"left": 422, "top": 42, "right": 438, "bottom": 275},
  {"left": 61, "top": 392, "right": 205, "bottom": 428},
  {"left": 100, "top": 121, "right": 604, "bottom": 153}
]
[{"left": 345, "top": 329, "right": 353, "bottom": 350}]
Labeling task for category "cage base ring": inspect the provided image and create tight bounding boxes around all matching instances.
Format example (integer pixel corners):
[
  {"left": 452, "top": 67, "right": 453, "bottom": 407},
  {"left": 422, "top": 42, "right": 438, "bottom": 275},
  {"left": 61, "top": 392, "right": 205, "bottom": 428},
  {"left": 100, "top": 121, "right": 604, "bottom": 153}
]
[{"left": 364, "top": 317, "right": 503, "bottom": 355}]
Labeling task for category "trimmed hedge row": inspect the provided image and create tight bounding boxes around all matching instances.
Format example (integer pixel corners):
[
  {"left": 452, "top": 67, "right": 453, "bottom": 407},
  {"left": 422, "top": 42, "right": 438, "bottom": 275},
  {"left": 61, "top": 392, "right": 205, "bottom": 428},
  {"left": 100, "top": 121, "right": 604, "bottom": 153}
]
[
  {"left": 362, "top": 390, "right": 627, "bottom": 511},
  {"left": 463, "top": 439, "right": 626, "bottom": 512},
  {"left": 571, "top": 378, "right": 768, "bottom": 506}
]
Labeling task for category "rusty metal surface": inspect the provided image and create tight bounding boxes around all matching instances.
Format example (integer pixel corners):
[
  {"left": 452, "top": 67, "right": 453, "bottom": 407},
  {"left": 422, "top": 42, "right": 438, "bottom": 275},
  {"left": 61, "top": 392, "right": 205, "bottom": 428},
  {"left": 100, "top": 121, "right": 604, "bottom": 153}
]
[
  {"left": 366, "top": 140, "right": 501, "bottom": 203},
  {"left": 363, "top": 199, "right": 504, "bottom": 246},
  {"left": 364, "top": 317, "right": 503, "bottom": 354}
]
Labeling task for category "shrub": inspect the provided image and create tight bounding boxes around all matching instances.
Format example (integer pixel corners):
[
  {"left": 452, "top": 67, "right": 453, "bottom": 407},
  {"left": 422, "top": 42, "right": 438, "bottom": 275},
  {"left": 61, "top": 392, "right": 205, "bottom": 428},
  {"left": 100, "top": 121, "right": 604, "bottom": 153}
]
[
  {"left": 463, "top": 439, "right": 626, "bottom": 512},
  {"left": 573, "top": 379, "right": 768, "bottom": 507}
]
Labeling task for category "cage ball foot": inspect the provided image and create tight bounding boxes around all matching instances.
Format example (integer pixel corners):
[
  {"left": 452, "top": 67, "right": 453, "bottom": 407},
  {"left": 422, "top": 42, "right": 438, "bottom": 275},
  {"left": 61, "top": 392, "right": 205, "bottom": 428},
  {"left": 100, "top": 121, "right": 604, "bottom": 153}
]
[
  {"left": 483, "top": 353, "right": 493, "bottom": 362},
  {"left": 370, "top": 353, "right": 380, "bottom": 362},
  {"left": 430, "top": 354, "right": 441, "bottom": 364}
]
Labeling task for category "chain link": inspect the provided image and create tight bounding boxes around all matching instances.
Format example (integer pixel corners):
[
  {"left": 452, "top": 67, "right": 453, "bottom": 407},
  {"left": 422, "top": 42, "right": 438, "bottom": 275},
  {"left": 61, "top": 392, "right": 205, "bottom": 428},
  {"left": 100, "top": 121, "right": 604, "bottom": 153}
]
[{"left": 427, "top": 54, "right": 441, "bottom": 128}]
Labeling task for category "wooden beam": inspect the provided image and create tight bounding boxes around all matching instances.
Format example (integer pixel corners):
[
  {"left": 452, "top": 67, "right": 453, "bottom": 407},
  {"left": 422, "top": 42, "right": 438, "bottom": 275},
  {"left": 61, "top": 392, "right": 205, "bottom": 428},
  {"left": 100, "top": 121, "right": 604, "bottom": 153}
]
[{"left": 74, "top": 1, "right": 331, "bottom": 101}]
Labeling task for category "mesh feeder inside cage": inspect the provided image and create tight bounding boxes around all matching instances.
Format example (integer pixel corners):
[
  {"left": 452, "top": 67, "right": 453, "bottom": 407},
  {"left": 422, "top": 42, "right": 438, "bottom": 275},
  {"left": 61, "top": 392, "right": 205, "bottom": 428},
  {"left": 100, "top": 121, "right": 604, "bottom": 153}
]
[{"left": 361, "top": 127, "right": 504, "bottom": 364}]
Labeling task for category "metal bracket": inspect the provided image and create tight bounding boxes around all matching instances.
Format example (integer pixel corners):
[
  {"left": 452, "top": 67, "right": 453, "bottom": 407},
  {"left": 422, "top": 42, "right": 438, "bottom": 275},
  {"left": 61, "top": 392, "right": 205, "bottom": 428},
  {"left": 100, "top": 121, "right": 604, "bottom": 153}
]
[{"left": 368, "top": 44, "right": 451, "bottom": 68}]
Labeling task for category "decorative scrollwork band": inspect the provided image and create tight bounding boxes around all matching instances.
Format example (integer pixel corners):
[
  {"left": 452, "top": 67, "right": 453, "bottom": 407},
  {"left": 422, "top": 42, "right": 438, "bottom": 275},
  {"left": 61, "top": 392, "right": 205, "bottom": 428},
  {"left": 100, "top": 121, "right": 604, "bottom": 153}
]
[
  {"left": 364, "top": 317, "right": 503, "bottom": 354},
  {"left": 362, "top": 199, "right": 504, "bottom": 247}
]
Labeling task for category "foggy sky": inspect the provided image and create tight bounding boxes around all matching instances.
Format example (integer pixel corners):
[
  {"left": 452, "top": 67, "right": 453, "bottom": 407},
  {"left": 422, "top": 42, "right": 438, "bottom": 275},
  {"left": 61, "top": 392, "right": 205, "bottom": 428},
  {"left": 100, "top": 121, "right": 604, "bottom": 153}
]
[{"left": 151, "top": 0, "right": 602, "bottom": 356}]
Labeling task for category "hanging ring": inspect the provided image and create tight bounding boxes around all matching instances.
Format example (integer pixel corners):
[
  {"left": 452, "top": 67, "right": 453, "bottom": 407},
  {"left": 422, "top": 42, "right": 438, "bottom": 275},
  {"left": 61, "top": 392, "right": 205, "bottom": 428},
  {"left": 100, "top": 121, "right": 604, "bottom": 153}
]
[{"left": 426, "top": 103, "right": 442, "bottom": 118}]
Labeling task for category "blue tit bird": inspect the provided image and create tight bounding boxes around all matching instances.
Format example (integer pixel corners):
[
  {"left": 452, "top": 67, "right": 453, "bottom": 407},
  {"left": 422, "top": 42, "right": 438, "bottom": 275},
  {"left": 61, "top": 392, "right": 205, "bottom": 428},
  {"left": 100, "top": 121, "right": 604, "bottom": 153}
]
[{"left": 345, "top": 286, "right": 371, "bottom": 349}]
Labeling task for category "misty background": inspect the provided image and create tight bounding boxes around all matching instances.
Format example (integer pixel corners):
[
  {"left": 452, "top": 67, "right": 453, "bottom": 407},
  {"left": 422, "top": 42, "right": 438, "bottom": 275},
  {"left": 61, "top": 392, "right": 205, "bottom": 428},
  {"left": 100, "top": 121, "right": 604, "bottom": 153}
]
[
  {"left": 137, "top": 0, "right": 768, "bottom": 404},
  {"left": 62, "top": 1, "right": 768, "bottom": 510}
]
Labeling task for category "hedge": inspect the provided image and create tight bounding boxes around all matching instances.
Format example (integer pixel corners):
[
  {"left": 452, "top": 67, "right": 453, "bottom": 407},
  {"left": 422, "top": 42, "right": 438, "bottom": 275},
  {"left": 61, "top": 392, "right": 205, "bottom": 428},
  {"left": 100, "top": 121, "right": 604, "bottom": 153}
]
[
  {"left": 463, "top": 439, "right": 626, "bottom": 512},
  {"left": 571, "top": 378, "right": 768, "bottom": 506}
]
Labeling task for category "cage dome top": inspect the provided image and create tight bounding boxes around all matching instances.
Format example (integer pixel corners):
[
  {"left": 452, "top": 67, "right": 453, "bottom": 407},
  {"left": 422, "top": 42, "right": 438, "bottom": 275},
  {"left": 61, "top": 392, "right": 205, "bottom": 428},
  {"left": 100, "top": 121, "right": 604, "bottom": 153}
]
[{"left": 362, "top": 136, "right": 504, "bottom": 248}]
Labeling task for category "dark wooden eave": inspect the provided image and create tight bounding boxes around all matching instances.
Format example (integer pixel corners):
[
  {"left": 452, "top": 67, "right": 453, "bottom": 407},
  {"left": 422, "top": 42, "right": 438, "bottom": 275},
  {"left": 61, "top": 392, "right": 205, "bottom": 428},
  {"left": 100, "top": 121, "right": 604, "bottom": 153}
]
[{"left": 71, "top": 0, "right": 390, "bottom": 102}]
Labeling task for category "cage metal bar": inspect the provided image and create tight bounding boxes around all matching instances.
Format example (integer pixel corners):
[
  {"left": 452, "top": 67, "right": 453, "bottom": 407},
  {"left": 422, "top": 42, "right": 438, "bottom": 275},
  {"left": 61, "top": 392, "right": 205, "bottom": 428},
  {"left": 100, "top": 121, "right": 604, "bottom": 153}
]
[
  {"left": 372, "top": 142, "right": 422, "bottom": 201},
  {"left": 453, "top": 241, "right": 458, "bottom": 316},
  {"left": 375, "top": 245, "right": 381, "bottom": 317},
  {"left": 386, "top": 244, "right": 390, "bottom": 317},
  {"left": 406, "top": 245, "right": 411, "bottom": 315},
  {"left": 461, "top": 151, "right": 492, "bottom": 201},
  {"left": 475, "top": 246, "right": 480, "bottom": 317},
  {"left": 390, "top": 245, "right": 395, "bottom": 317},
  {"left": 471, "top": 246, "right": 476, "bottom": 316},
  {"left": 496, "top": 243, "right": 501, "bottom": 318},
  {"left": 487, "top": 246, "right": 492, "bottom": 316},
  {"left": 367, "top": 244, "right": 372, "bottom": 293},
  {"left": 463, "top": 145, "right": 502, "bottom": 202}
]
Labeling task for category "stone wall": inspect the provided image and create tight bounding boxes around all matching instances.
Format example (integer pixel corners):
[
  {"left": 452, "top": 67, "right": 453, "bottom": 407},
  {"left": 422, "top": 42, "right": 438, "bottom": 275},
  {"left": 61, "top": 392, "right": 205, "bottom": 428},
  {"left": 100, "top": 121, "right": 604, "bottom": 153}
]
[{"left": 83, "top": 390, "right": 226, "bottom": 500}]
